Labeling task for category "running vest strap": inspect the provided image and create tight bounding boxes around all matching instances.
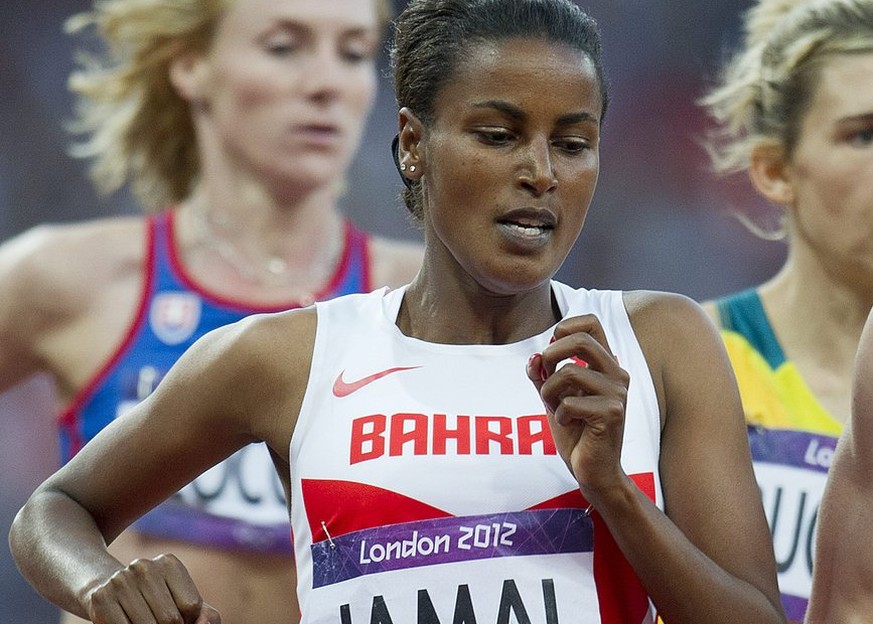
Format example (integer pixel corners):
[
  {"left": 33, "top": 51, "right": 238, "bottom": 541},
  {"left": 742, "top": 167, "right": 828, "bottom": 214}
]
[
  {"left": 57, "top": 210, "right": 372, "bottom": 554},
  {"left": 291, "top": 282, "right": 662, "bottom": 623},
  {"left": 716, "top": 289, "right": 841, "bottom": 621}
]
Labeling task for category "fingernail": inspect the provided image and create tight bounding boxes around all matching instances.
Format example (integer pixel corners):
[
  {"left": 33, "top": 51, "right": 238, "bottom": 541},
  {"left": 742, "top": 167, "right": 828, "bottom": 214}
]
[
  {"left": 528, "top": 352, "right": 548, "bottom": 381},
  {"left": 527, "top": 353, "right": 538, "bottom": 372}
]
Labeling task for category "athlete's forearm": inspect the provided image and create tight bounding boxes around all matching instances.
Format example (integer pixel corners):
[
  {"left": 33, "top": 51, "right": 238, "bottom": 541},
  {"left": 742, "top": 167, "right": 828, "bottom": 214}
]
[
  {"left": 9, "top": 488, "right": 124, "bottom": 618},
  {"left": 594, "top": 482, "right": 785, "bottom": 623}
]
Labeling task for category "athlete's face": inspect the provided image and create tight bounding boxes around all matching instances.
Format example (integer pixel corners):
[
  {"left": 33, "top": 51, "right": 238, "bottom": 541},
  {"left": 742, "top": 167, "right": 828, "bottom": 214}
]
[
  {"left": 410, "top": 38, "right": 602, "bottom": 296},
  {"left": 783, "top": 52, "right": 873, "bottom": 285},
  {"left": 184, "top": 0, "right": 379, "bottom": 193}
]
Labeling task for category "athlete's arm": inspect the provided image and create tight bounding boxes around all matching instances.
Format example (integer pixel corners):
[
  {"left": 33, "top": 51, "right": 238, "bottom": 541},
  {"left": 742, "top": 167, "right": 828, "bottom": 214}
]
[
  {"left": 0, "top": 219, "right": 145, "bottom": 396},
  {"left": 0, "top": 225, "right": 67, "bottom": 392},
  {"left": 806, "top": 311, "right": 873, "bottom": 623},
  {"left": 529, "top": 292, "right": 784, "bottom": 623},
  {"left": 8, "top": 308, "right": 315, "bottom": 622},
  {"left": 634, "top": 292, "right": 783, "bottom": 622}
]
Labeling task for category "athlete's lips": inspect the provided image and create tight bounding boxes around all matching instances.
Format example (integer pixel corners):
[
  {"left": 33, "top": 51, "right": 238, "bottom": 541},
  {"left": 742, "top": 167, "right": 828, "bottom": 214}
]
[
  {"left": 291, "top": 123, "right": 343, "bottom": 146},
  {"left": 495, "top": 207, "right": 557, "bottom": 250},
  {"left": 295, "top": 122, "right": 340, "bottom": 133},
  {"left": 497, "top": 207, "right": 557, "bottom": 230}
]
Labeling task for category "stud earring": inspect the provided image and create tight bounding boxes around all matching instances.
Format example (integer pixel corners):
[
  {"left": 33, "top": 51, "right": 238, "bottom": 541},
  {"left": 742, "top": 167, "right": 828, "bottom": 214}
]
[
  {"left": 400, "top": 163, "right": 407, "bottom": 171},
  {"left": 409, "top": 165, "right": 417, "bottom": 173}
]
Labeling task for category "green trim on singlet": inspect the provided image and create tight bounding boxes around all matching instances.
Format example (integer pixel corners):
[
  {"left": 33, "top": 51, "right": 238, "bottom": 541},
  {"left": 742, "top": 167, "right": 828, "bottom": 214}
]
[
  {"left": 714, "top": 287, "right": 841, "bottom": 435},
  {"left": 716, "top": 288, "right": 786, "bottom": 371}
]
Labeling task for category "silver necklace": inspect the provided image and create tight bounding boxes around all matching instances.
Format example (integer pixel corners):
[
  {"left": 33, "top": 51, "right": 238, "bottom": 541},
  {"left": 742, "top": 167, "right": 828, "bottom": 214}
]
[{"left": 191, "top": 203, "right": 343, "bottom": 295}]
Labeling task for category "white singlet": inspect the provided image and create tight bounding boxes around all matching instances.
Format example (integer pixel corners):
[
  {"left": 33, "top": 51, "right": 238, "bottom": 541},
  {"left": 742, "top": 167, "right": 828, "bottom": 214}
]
[{"left": 290, "top": 282, "right": 663, "bottom": 623}]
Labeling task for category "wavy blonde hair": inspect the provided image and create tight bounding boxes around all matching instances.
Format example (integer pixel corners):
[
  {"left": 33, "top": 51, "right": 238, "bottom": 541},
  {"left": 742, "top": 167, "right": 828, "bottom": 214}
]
[
  {"left": 701, "top": 0, "right": 873, "bottom": 176},
  {"left": 67, "top": 0, "right": 393, "bottom": 212}
]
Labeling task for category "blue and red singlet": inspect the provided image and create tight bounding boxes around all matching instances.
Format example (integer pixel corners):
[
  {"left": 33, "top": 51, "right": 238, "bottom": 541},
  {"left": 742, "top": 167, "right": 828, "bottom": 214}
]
[{"left": 58, "top": 210, "right": 373, "bottom": 554}]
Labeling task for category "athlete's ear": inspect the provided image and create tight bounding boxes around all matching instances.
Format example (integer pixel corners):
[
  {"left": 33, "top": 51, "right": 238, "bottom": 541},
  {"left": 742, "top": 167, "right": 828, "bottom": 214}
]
[
  {"left": 169, "top": 49, "right": 211, "bottom": 106},
  {"left": 397, "top": 107, "right": 425, "bottom": 184},
  {"left": 748, "top": 142, "right": 795, "bottom": 207}
]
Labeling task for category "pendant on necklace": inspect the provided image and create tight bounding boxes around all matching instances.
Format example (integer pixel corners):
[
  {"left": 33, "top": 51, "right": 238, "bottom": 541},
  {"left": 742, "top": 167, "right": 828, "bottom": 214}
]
[{"left": 267, "top": 257, "right": 288, "bottom": 276}]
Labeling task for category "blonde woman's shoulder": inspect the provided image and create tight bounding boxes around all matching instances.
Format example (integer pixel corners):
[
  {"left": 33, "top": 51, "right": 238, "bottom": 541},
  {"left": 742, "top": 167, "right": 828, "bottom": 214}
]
[
  {"left": 0, "top": 215, "right": 149, "bottom": 388},
  {"left": 0, "top": 215, "right": 147, "bottom": 312}
]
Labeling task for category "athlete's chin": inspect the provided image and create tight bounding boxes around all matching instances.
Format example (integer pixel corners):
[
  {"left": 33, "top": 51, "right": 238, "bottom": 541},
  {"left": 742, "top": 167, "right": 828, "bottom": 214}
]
[
  {"left": 261, "top": 153, "right": 353, "bottom": 191},
  {"left": 263, "top": 173, "right": 342, "bottom": 203},
  {"left": 481, "top": 260, "right": 560, "bottom": 294},
  {"left": 475, "top": 271, "right": 554, "bottom": 298}
]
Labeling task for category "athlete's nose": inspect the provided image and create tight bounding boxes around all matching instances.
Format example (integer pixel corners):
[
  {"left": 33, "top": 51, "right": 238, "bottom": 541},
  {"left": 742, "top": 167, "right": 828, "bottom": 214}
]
[
  {"left": 302, "top": 43, "right": 346, "bottom": 104},
  {"left": 517, "top": 138, "right": 557, "bottom": 197}
]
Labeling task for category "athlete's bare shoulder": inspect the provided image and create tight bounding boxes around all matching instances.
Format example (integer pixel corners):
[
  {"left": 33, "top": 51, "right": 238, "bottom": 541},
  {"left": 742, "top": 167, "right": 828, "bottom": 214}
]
[
  {"left": 622, "top": 289, "right": 715, "bottom": 351},
  {"left": 621, "top": 290, "right": 728, "bottom": 424},
  {"left": 219, "top": 306, "right": 317, "bottom": 385},
  {"left": 0, "top": 215, "right": 146, "bottom": 316},
  {"left": 176, "top": 306, "right": 318, "bottom": 452},
  {"left": 369, "top": 234, "right": 424, "bottom": 288},
  {"left": 0, "top": 215, "right": 148, "bottom": 389}
]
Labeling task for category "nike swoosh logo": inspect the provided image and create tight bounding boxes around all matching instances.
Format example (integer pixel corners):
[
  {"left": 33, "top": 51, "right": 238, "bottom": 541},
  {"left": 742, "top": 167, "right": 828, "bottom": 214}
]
[{"left": 332, "top": 366, "right": 421, "bottom": 398}]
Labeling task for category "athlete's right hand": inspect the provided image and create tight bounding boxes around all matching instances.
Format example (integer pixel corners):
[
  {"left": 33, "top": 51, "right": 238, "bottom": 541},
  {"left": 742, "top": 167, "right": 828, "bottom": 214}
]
[{"left": 85, "top": 554, "right": 221, "bottom": 624}]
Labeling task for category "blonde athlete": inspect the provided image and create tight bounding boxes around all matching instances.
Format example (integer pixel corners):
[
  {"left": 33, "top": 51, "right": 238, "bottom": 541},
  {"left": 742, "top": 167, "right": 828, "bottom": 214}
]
[
  {"left": 0, "top": 0, "right": 422, "bottom": 622},
  {"left": 700, "top": 1, "right": 873, "bottom": 619}
]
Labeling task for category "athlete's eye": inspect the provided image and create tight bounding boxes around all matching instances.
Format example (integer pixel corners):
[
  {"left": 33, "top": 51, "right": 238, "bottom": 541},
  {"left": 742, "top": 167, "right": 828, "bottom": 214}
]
[
  {"left": 475, "top": 129, "right": 515, "bottom": 146},
  {"left": 552, "top": 138, "right": 591, "bottom": 154},
  {"left": 847, "top": 126, "right": 873, "bottom": 147},
  {"left": 262, "top": 31, "right": 301, "bottom": 57},
  {"left": 340, "top": 37, "right": 378, "bottom": 64}
]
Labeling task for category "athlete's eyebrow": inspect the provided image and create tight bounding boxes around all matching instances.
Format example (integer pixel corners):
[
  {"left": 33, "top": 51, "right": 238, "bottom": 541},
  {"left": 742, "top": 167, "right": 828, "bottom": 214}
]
[
  {"left": 837, "top": 111, "right": 873, "bottom": 124},
  {"left": 266, "top": 19, "right": 380, "bottom": 42},
  {"left": 555, "top": 111, "right": 599, "bottom": 126},
  {"left": 471, "top": 100, "right": 598, "bottom": 125},
  {"left": 472, "top": 100, "right": 526, "bottom": 121}
]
